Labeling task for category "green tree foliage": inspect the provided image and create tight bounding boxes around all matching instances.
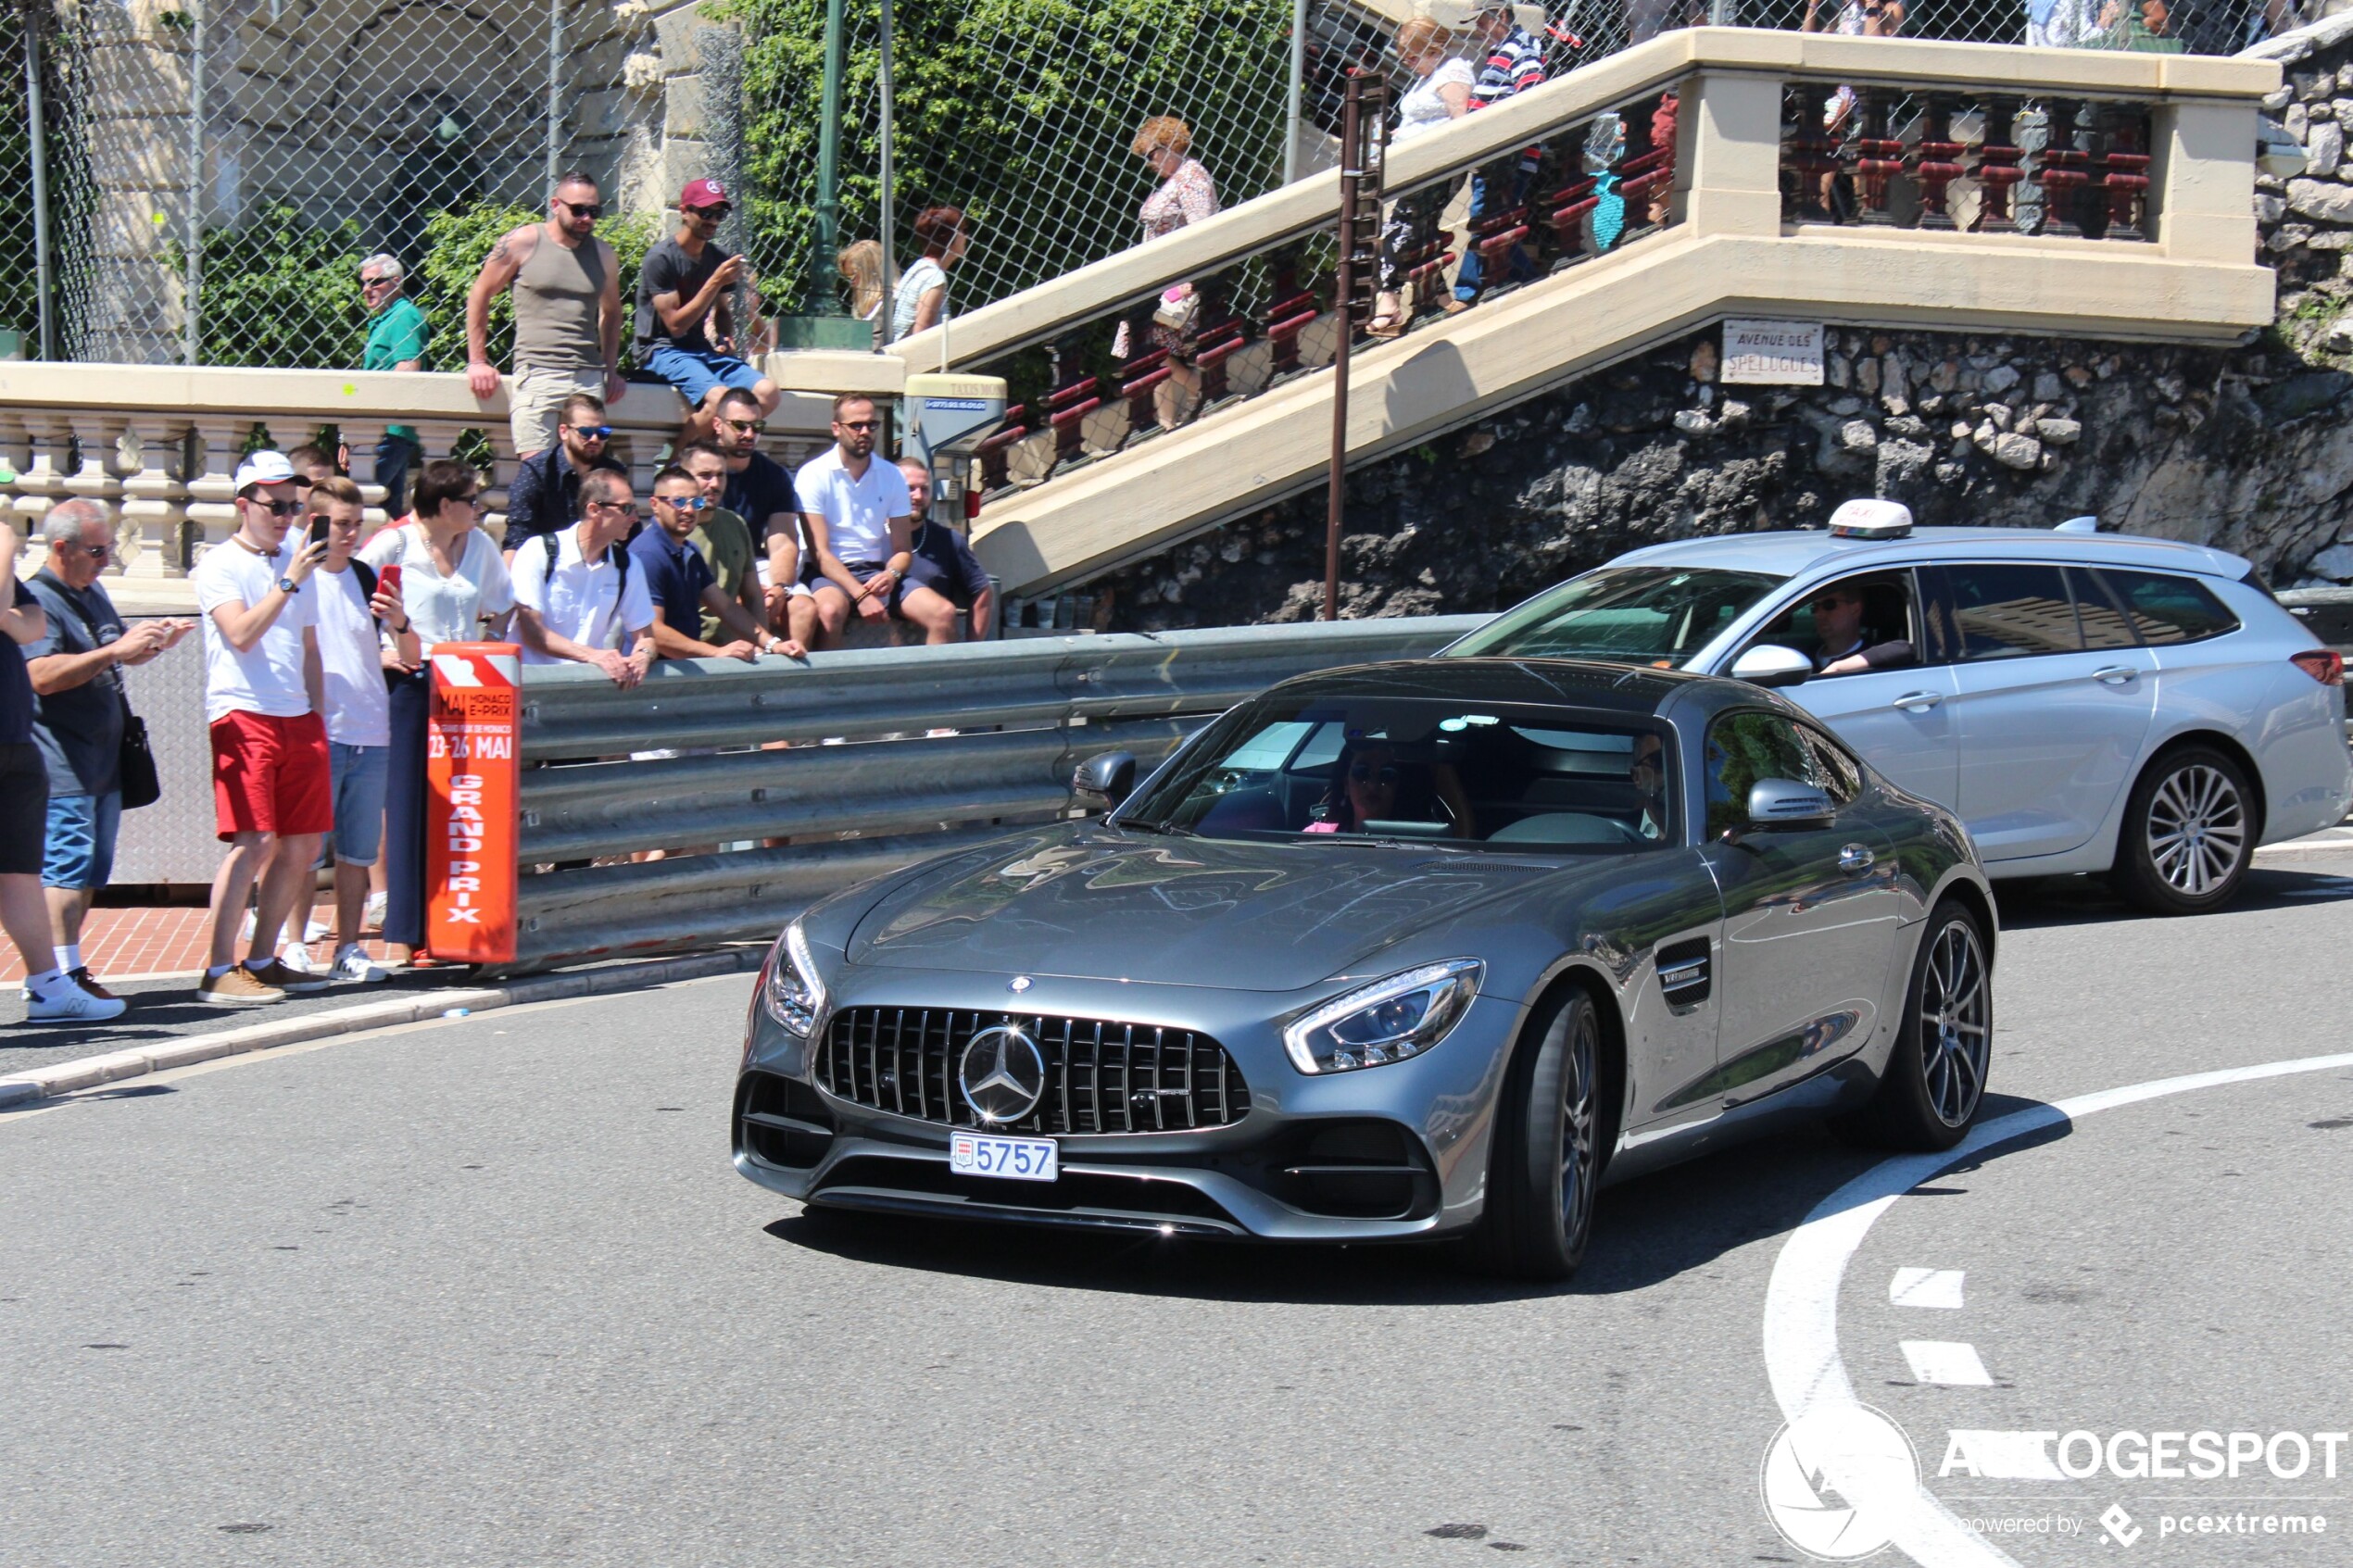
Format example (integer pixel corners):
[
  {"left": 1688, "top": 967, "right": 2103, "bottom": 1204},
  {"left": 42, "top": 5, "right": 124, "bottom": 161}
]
[{"left": 735, "top": 0, "right": 1290, "bottom": 315}]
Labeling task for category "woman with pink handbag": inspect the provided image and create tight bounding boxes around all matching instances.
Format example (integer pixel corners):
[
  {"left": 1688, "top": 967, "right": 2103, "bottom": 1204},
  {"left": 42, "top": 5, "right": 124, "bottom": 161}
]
[{"left": 1119, "top": 116, "right": 1220, "bottom": 430}]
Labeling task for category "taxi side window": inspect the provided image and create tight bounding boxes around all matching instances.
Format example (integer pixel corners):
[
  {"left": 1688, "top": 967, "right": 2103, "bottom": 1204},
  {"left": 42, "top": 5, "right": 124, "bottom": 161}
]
[
  {"left": 2095, "top": 569, "right": 2241, "bottom": 645},
  {"left": 2067, "top": 567, "right": 2142, "bottom": 652},
  {"left": 1941, "top": 563, "right": 2082, "bottom": 661},
  {"left": 1705, "top": 710, "right": 1823, "bottom": 836}
]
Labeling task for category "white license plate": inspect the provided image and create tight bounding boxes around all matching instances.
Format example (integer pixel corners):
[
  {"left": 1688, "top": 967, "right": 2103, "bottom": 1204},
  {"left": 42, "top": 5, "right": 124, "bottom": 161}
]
[{"left": 949, "top": 1131, "right": 1060, "bottom": 1182}]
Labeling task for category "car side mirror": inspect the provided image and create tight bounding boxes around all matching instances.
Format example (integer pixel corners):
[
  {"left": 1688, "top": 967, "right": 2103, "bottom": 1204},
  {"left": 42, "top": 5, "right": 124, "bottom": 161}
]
[
  {"left": 1073, "top": 750, "right": 1137, "bottom": 812},
  {"left": 1747, "top": 777, "right": 1836, "bottom": 828},
  {"left": 1730, "top": 644, "right": 1813, "bottom": 688}
]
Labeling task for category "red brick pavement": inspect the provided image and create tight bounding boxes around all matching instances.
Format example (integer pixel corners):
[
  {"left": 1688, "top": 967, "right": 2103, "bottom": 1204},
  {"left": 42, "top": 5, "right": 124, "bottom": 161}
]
[{"left": 1, "top": 906, "right": 395, "bottom": 985}]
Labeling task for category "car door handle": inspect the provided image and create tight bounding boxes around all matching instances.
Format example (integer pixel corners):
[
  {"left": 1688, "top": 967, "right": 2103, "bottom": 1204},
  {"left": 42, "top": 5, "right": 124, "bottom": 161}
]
[
  {"left": 2091, "top": 665, "right": 2139, "bottom": 685},
  {"left": 1889, "top": 691, "right": 1942, "bottom": 712},
  {"left": 1839, "top": 843, "right": 1876, "bottom": 875}
]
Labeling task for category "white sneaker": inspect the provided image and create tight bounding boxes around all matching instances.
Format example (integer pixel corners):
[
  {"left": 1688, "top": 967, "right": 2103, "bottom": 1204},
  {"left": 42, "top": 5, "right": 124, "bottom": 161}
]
[
  {"left": 26, "top": 977, "right": 128, "bottom": 1023},
  {"left": 304, "top": 916, "right": 332, "bottom": 943},
  {"left": 240, "top": 907, "right": 258, "bottom": 941},
  {"left": 328, "top": 944, "right": 388, "bottom": 985},
  {"left": 279, "top": 942, "right": 317, "bottom": 975},
  {"left": 364, "top": 891, "right": 388, "bottom": 932}
]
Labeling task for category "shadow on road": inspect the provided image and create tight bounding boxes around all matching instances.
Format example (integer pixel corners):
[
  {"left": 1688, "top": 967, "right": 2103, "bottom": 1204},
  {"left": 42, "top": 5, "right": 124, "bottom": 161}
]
[{"left": 1994, "top": 859, "right": 2353, "bottom": 932}]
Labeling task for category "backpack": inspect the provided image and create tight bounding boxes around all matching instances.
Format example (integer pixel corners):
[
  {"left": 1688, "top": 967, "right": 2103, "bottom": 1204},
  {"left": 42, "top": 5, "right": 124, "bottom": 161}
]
[{"left": 535, "top": 529, "right": 634, "bottom": 646}]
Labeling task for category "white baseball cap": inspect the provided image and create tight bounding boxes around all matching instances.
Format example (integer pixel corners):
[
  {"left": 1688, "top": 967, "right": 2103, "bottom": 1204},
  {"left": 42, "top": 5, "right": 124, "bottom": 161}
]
[{"left": 234, "top": 449, "right": 296, "bottom": 492}]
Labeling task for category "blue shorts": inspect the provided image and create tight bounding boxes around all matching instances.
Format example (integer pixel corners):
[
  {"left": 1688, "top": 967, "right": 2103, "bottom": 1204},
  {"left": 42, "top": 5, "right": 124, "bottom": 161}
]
[
  {"left": 43, "top": 790, "right": 121, "bottom": 891},
  {"left": 646, "top": 345, "right": 767, "bottom": 408},
  {"left": 328, "top": 742, "right": 390, "bottom": 866}
]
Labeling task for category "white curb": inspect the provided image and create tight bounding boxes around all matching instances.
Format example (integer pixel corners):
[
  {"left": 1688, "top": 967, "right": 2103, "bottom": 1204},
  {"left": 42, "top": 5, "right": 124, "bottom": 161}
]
[{"left": 0, "top": 947, "right": 765, "bottom": 1111}]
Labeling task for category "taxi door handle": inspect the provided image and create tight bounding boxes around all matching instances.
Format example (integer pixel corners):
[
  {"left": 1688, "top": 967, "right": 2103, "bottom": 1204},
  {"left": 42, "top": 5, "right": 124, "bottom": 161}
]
[
  {"left": 2092, "top": 665, "right": 2138, "bottom": 686},
  {"left": 1890, "top": 691, "right": 1942, "bottom": 712}
]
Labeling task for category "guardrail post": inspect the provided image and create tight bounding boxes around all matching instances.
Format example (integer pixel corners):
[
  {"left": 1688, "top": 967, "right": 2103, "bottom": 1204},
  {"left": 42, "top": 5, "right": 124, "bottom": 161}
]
[
  {"left": 426, "top": 643, "right": 523, "bottom": 966},
  {"left": 1678, "top": 70, "right": 1784, "bottom": 239},
  {"left": 2149, "top": 98, "right": 2259, "bottom": 265}
]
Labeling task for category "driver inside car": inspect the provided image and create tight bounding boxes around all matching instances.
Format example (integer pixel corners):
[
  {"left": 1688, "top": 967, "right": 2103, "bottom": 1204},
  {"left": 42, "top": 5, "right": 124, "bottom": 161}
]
[
  {"left": 1808, "top": 583, "right": 1915, "bottom": 675},
  {"left": 1305, "top": 742, "right": 1475, "bottom": 836},
  {"left": 1629, "top": 732, "right": 1667, "bottom": 841}
]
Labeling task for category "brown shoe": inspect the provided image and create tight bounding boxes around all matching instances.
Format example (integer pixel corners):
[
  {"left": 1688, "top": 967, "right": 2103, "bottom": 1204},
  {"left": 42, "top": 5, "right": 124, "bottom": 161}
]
[
  {"left": 1442, "top": 297, "right": 1475, "bottom": 316},
  {"left": 245, "top": 959, "right": 329, "bottom": 995},
  {"left": 67, "top": 967, "right": 119, "bottom": 1002},
  {"left": 197, "top": 964, "right": 286, "bottom": 1006}
]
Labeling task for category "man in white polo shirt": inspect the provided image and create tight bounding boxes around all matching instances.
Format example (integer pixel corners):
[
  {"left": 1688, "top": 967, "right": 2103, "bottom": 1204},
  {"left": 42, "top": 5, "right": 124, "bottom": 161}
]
[
  {"left": 794, "top": 394, "right": 961, "bottom": 647},
  {"left": 510, "top": 467, "right": 655, "bottom": 686},
  {"left": 191, "top": 450, "right": 334, "bottom": 1004}
]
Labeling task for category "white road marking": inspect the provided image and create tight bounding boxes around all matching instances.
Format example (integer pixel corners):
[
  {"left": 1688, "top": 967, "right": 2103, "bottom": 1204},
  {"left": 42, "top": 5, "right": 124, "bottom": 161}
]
[
  {"left": 1941, "top": 1431, "right": 2066, "bottom": 1481},
  {"left": 1900, "top": 1340, "right": 1993, "bottom": 1386},
  {"left": 1890, "top": 1268, "right": 1965, "bottom": 1310},
  {"left": 1762, "top": 1048, "right": 2353, "bottom": 1568}
]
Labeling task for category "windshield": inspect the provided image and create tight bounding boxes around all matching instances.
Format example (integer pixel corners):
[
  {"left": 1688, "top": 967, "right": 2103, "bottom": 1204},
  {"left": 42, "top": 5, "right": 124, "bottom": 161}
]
[
  {"left": 1122, "top": 695, "right": 1674, "bottom": 853},
  {"left": 1445, "top": 566, "right": 1784, "bottom": 665}
]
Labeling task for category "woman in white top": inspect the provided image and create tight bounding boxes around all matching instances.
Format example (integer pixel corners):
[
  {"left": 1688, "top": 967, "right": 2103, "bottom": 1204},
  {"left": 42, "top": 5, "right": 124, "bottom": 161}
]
[
  {"left": 1372, "top": 18, "right": 1475, "bottom": 338},
  {"left": 1125, "top": 116, "right": 1222, "bottom": 427},
  {"left": 357, "top": 458, "right": 516, "bottom": 964},
  {"left": 890, "top": 206, "right": 969, "bottom": 343}
]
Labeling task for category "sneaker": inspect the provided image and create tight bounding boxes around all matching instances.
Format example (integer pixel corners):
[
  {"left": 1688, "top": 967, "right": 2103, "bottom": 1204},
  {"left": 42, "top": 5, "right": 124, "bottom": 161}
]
[
  {"left": 364, "top": 891, "right": 388, "bottom": 932},
  {"left": 279, "top": 941, "right": 318, "bottom": 975},
  {"left": 304, "top": 916, "right": 332, "bottom": 944},
  {"left": 67, "top": 967, "right": 119, "bottom": 1002},
  {"left": 26, "top": 976, "right": 128, "bottom": 1022},
  {"left": 328, "top": 944, "right": 388, "bottom": 985},
  {"left": 245, "top": 959, "right": 329, "bottom": 995},
  {"left": 197, "top": 965, "right": 286, "bottom": 1005},
  {"left": 239, "top": 907, "right": 258, "bottom": 941}
]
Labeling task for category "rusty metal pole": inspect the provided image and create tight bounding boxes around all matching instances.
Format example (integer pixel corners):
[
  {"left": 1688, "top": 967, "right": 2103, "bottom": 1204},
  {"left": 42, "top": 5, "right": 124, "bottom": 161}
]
[{"left": 1325, "top": 71, "right": 1382, "bottom": 621}]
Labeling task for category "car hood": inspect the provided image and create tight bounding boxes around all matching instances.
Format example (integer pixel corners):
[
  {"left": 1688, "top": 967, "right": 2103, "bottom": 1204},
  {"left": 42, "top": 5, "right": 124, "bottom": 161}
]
[{"left": 845, "top": 825, "right": 1561, "bottom": 991}]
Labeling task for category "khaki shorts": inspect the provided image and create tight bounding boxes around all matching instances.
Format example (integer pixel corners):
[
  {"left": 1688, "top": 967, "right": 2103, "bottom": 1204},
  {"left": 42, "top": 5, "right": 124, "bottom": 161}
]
[{"left": 510, "top": 365, "right": 607, "bottom": 457}]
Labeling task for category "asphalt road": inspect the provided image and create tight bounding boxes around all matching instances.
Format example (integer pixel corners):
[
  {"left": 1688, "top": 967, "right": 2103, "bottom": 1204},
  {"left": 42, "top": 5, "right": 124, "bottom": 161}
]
[{"left": 3, "top": 855, "right": 2351, "bottom": 1567}]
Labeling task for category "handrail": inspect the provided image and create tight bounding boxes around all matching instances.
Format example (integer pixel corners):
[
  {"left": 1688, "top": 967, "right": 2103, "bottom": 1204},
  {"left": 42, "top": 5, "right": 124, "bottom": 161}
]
[{"left": 892, "top": 28, "right": 2276, "bottom": 374}]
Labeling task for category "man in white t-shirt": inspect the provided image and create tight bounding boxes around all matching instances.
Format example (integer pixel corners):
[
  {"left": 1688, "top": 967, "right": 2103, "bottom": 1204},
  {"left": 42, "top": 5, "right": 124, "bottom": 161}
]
[
  {"left": 283, "top": 477, "right": 421, "bottom": 985},
  {"left": 795, "top": 394, "right": 959, "bottom": 647},
  {"left": 190, "top": 450, "right": 335, "bottom": 1005},
  {"left": 510, "top": 467, "right": 655, "bottom": 686}
]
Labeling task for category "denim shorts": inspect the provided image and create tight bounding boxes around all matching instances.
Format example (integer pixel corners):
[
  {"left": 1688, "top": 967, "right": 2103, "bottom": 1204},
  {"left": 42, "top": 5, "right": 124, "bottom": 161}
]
[
  {"left": 43, "top": 789, "right": 120, "bottom": 890},
  {"left": 328, "top": 742, "right": 390, "bottom": 866},
  {"left": 646, "top": 345, "right": 766, "bottom": 407}
]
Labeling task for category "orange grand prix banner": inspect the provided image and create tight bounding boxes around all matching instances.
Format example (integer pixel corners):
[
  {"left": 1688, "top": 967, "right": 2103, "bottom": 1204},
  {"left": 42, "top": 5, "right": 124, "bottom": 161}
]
[{"left": 424, "top": 643, "right": 522, "bottom": 964}]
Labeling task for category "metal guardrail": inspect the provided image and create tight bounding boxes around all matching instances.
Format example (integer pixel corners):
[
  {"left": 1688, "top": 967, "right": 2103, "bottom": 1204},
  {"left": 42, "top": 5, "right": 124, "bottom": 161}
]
[{"left": 507, "top": 616, "right": 1482, "bottom": 970}]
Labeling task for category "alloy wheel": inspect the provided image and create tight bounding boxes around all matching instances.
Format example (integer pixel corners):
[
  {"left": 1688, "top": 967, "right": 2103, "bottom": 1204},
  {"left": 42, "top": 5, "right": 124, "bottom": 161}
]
[
  {"left": 1558, "top": 1002, "right": 1599, "bottom": 1246},
  {"left": 1917, "top": 919, "right": 1989, "bottom": 1128},
  {"left": 2145, "top": 763, "right": 2247, "bottom": 898}
]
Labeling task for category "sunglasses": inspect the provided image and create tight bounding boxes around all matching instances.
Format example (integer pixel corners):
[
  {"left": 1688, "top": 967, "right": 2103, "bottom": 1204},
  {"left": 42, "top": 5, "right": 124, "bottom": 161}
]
[
  {"left": 251, "top": 498, "right": 304, "bottom": 518},
  {"left": 558, "top": 199, "right": 604, "bottom": 220},
  {"left": 569, "top": 424, "right": 614, "bottom": 440},
  {"left": 69, "top": 541, "right": 113, "bottom": 561},
  {"left": 838, "top": 420, "right": 879, "bottom": 432},
  {"left": 592, "top": 501, "right": 640, "bottom": 519},
  {"left": 659, "top": 494, "right": 711, "bottom": 511},
  {"left": 1349, "top": 763, "right": 1401, "bottom": 785},
  {"left": 719, "top": 417, "right": 766, "bottom": 434},
  {"left": 686, "top": 203, "right": 733, "bottom": 220},
  {"left": 359, "top": 275, "right": 396, "bottom": 288}
]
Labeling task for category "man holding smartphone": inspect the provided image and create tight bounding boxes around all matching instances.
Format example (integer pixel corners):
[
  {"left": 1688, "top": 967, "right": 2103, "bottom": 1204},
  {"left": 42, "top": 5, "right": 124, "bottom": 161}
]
[
  {"left": 191, "top": 451, "right": 335, "bottom": 1004},
  {"left": 282, "top": 477, "right": 419, "bottom": 985}
]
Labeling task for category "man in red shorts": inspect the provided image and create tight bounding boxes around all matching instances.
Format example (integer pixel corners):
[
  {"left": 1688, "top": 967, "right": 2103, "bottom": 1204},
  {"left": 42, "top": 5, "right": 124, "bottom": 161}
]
[{"left": 191, "top": 451, "right": 335, "bottom": 1003}]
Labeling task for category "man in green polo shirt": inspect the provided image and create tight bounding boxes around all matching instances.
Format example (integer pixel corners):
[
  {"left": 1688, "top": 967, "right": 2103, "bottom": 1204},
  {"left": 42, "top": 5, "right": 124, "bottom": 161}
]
[
  {"left": 360, "top": 253, "right": 430, "bottom": 519},
  {"left": 680, "top": 441, "right": 765, "bottom": 646}
]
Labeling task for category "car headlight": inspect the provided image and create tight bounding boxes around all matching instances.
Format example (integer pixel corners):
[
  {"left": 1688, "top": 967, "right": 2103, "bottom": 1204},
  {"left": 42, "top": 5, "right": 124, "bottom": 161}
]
[
  {"left": 1282, "top": 959, "right": 1483, "bottom": 1074},
  {"left": 761, "top": 919, "right": 828, "bottom": 1036}
]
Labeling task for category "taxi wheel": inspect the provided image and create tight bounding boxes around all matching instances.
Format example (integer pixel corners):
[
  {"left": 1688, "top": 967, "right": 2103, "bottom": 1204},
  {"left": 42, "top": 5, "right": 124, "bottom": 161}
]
[{"left": 2108, "top": 746, "right": 2255, "bottom": 916}]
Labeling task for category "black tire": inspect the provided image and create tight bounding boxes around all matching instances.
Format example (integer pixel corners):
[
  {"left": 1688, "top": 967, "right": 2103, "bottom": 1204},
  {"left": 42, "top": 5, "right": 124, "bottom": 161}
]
[
  {"left": 1839, "top": 900, "right": 1992, "bottom": 1152},
  {"left": 2108, "top": 745, "right": 2257, "bottom": 915},
  {"left": 1467, "top": 986, "right": 1606, "bottom": 1281}
]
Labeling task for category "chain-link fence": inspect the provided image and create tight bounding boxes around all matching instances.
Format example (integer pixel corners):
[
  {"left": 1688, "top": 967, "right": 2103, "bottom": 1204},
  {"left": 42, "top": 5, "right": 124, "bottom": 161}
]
[{"left": 4, "top": 0, "right": 2333, "bottom": 370}]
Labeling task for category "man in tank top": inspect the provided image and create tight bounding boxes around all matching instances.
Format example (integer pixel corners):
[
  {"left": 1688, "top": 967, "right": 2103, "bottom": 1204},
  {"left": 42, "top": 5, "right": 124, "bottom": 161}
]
[{"left": 465, "top": 169, "right": 627, "bottom": 459}]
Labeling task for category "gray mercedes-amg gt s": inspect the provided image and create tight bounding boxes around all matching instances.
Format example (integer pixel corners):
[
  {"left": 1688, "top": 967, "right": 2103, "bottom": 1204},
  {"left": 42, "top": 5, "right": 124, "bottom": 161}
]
[{"left": 735, "top": 659, "right": 1995, "bottom": 1279}]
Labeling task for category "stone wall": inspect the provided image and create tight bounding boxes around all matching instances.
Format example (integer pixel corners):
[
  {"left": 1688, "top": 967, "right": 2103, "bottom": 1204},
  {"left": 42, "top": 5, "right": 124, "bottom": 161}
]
[{"left": 1095, "top": 19, "right": 2353, "bottom": 632}]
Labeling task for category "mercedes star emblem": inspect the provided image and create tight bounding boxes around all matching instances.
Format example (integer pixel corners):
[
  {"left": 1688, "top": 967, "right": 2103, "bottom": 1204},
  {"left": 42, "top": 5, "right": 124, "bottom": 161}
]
[{"left": 958, "top": 1025, "right": 1048, "bottom": 1125}]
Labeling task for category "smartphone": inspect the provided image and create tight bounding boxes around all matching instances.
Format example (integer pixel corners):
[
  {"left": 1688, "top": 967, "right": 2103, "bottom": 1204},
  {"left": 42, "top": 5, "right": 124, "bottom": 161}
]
[
  {"left": 377, "top": 561, "right": 403, "bottom": 610},
  {"left": 307, "top": 514, "right": 331, "bottom": 549}
]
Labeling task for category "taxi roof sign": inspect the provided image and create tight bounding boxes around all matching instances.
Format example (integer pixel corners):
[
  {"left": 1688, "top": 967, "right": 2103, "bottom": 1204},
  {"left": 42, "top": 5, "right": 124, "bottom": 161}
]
[{"left": 1827, "top": 498, "right": 1914, "bottom": 540}]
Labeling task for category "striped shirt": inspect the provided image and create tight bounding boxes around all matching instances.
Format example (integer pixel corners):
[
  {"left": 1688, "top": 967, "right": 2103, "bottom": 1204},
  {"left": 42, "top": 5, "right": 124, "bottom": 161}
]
[{"left": 1468, "top": 24, "right": 1546, "bottom": 109}]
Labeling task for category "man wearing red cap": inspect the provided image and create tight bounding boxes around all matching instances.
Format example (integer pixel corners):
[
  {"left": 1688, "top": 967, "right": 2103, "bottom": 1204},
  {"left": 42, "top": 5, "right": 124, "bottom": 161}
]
[{"left": 636, "top": 179, "right": 781, "bottom": 444}]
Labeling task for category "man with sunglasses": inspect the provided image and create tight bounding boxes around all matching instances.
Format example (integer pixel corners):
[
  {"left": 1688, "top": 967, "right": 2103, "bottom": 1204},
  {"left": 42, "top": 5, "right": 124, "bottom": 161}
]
[
  {"left": 465, "top": 170, "right": 625, "bottom": 458},
  {"left": 359, "top": 254, "right": 428, "bottom": 515},
  {"left": 190, "top": 451, "right": 335, "bottom": 1004},
  {"left": 502, "top": 392, "right": 627, "bottom": 562},
  {"left": 637, "top": 179, "right": 780, "bottom": 445},
  {"left": 628, "top": 467, "right": 803, "bottom": 662},
  {"left": 22, "top": 501, "right": 192, "bottom": 1011},
  {"left": 710, "top": 387, "right": 812, "bottom": 646},
  {"left": 794, "top": 394, "right": 933, "bottom": 648}
]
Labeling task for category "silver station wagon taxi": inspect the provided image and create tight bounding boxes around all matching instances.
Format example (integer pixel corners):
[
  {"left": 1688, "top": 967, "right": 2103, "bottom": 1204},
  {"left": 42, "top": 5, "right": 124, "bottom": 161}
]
[{"left": 1445, "top": 504, "right": 2351, "bottom": 913}]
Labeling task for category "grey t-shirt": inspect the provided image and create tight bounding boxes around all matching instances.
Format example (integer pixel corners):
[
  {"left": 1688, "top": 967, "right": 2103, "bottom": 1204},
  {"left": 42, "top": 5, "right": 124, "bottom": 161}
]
[
  {"left": 23, "top": 571, "right": 125, "bottom": 797},
  {"left": 635, "top": 235, "right": 732, "bottom": 356}
]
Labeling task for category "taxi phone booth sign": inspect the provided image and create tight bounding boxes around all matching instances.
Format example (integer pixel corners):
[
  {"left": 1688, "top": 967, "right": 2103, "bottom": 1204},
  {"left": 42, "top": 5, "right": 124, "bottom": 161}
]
[{"left": 424, "top": 644, "right": 522, "bottom": 963}]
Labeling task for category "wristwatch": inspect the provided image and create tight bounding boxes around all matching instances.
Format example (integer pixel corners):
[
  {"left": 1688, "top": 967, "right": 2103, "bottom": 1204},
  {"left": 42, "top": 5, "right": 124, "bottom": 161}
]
[{"left": 277, "top": 575, "right": 299, "bottom": 594}]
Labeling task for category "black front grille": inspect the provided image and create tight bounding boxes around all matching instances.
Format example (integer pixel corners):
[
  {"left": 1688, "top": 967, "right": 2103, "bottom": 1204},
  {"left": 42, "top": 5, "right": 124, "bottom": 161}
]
[{"left": 815, "top": 1008, "right": 1250, "bottom": 1135}]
